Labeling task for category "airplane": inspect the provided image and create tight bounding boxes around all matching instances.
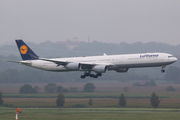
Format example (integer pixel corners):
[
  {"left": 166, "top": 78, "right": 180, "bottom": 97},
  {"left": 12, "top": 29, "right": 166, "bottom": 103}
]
[{"left": 8, "top": 39, "right": 177, "bottom": 79}]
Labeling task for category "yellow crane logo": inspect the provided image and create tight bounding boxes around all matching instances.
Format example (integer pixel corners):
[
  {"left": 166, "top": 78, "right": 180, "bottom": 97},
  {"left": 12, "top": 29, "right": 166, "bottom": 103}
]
[{"left": 20, "top": 45, "right": 28, "bottom": 54}]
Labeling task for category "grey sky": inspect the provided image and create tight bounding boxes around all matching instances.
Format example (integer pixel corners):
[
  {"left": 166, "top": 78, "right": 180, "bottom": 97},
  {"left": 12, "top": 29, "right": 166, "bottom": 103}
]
[{"left": 0, "top": 0, "right": 180, "bottom": 45}]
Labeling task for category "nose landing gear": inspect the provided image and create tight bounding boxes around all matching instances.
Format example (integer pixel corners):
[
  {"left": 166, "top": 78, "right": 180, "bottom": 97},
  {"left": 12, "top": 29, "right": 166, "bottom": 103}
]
[{"left": 161, "top": 66, "right": 166, "bottom": 73}]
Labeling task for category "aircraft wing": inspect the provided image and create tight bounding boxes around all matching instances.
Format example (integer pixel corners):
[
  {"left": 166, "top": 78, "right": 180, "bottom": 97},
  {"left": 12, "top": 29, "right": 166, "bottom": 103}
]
[
  {"left": 35, "top": 57, "right": 113, "bottom": 69},
  {"left": 79, "top": 62, "right": 112, "bottom": 66},
  {"left": 39, "top": 58, "right": 112, "bottom": 65},
  {"left": 29, "top": 53, "right": 67, "bottom": 66},
  {"left": 30, "top": 53, "right": 113, "bottom": 69},
  {"left": 38, "top": 58, "right": 68, "bottom": 66}
]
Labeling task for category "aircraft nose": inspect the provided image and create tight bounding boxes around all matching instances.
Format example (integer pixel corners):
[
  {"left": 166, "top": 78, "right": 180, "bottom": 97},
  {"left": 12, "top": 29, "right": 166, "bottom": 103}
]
[{"left": 173, "top": 57, "right": 177, "bottom": 62}]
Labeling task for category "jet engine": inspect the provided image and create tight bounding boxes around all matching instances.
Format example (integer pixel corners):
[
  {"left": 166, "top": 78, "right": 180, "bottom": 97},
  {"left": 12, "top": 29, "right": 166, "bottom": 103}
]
[
  {"left": 65, "top": 63, "right": 81, "bottom": 70},
  {"left": 115, "top": 68, "right": 129, "bottom": 72},
  {"left": 92, "top": 65, "right": 108, "bottom": 73}
]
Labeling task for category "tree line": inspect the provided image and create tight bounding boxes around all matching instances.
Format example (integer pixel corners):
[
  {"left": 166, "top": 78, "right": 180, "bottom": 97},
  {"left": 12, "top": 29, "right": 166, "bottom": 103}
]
[
  {"left": 19, "top": 83, "right": 96, "bottom": 94},
  {"left": 19, "top": 82, "right": 178, "bottom": 95}
]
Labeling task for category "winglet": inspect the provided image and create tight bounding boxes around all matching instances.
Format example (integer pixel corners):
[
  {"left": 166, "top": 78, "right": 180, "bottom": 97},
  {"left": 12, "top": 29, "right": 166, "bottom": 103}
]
[{"left": 15, "top": 39, "right": 39, "bottom": 60}]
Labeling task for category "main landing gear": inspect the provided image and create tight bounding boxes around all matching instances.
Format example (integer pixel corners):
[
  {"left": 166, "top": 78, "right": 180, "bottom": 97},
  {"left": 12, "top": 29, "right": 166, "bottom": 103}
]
[
  {"left": 161, "top": 66, "right": 165, "bottom": 73},
  {"left": 81, "top": 71, "right": 102, "bottom": 79}
]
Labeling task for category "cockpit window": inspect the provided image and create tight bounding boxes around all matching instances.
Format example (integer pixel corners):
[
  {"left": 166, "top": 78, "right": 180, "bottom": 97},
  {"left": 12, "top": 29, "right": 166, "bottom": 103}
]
[{"left": 168, "top": 56, "right": 173, "bottom": 58}]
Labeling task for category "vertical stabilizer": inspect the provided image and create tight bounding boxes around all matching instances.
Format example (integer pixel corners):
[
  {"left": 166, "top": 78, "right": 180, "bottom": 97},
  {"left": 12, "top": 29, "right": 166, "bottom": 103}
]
[{"left": 15, "top": 39, "right": 38, "bottom": 60}]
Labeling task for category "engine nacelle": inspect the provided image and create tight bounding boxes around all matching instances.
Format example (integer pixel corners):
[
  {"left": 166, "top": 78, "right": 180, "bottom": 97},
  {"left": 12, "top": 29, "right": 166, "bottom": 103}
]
[
  {"left": 115, "top": 68, "right": 129, "bottom": 72},
  {"left": 65, "top": 63, "right": 81, "bottom": 70},
  {"left": 92, "top": 65, "right": 108, "bottom": 73}
]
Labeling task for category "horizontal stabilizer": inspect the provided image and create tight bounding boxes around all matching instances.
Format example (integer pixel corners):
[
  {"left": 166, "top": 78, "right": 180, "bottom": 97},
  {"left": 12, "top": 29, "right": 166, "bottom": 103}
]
[{"left": 6, "top": 60, "right": 32, "bottom": 65}]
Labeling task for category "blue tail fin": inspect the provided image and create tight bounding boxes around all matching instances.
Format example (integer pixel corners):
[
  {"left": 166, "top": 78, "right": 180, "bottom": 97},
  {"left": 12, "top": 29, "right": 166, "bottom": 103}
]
[{"left": 15, "top": 39, "right": 38, "bottom": 60}]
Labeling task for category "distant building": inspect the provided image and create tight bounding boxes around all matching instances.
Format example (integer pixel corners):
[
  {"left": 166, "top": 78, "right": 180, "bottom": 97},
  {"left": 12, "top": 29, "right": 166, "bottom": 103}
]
[
  {"left": 73, "top": 37, "right": 79, "bottom": 42},
  {"left": 56, "top": 37, "right": 79, "bottom": 50}
]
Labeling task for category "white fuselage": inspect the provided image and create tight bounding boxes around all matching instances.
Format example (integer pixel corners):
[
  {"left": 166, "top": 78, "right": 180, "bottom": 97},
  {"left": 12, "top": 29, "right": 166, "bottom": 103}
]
[{"left": 22, "top": 52, "right": 177, "bottom": 72}]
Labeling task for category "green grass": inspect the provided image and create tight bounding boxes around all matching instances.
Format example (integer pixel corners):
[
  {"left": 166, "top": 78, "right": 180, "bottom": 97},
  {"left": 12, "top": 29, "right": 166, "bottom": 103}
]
[{"left": 0, "top": 108, "right": 180, "bottom": 120}]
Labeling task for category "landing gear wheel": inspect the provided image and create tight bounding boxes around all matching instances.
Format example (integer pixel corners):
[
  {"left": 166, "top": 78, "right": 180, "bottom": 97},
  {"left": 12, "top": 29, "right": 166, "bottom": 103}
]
[
  {"left": 161, "top": 69, "right": 165, "bottom": 73},
  {"left": 81, "top": 71, "right": 102, "bottom": 79},
  {"left": 90, "top": 74, "right": 95, "bottom": 78},
  {"left": 81, "top": 75, "right": 85, "bottom": 79},
  {"left": 93, "top": 75, "right": 98, "bottom": 78},
  {"left": 85, "top": 73, "right": 90, "bottom": 76},
  {"left": 97, "top": 73, "right": 102, "bottom": 76}
]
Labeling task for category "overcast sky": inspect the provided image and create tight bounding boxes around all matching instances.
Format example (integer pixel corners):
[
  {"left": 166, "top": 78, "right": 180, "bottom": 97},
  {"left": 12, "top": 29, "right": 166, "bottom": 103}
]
[{"left": 0, "top": 0, "right": 180, "bottom": 45}]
